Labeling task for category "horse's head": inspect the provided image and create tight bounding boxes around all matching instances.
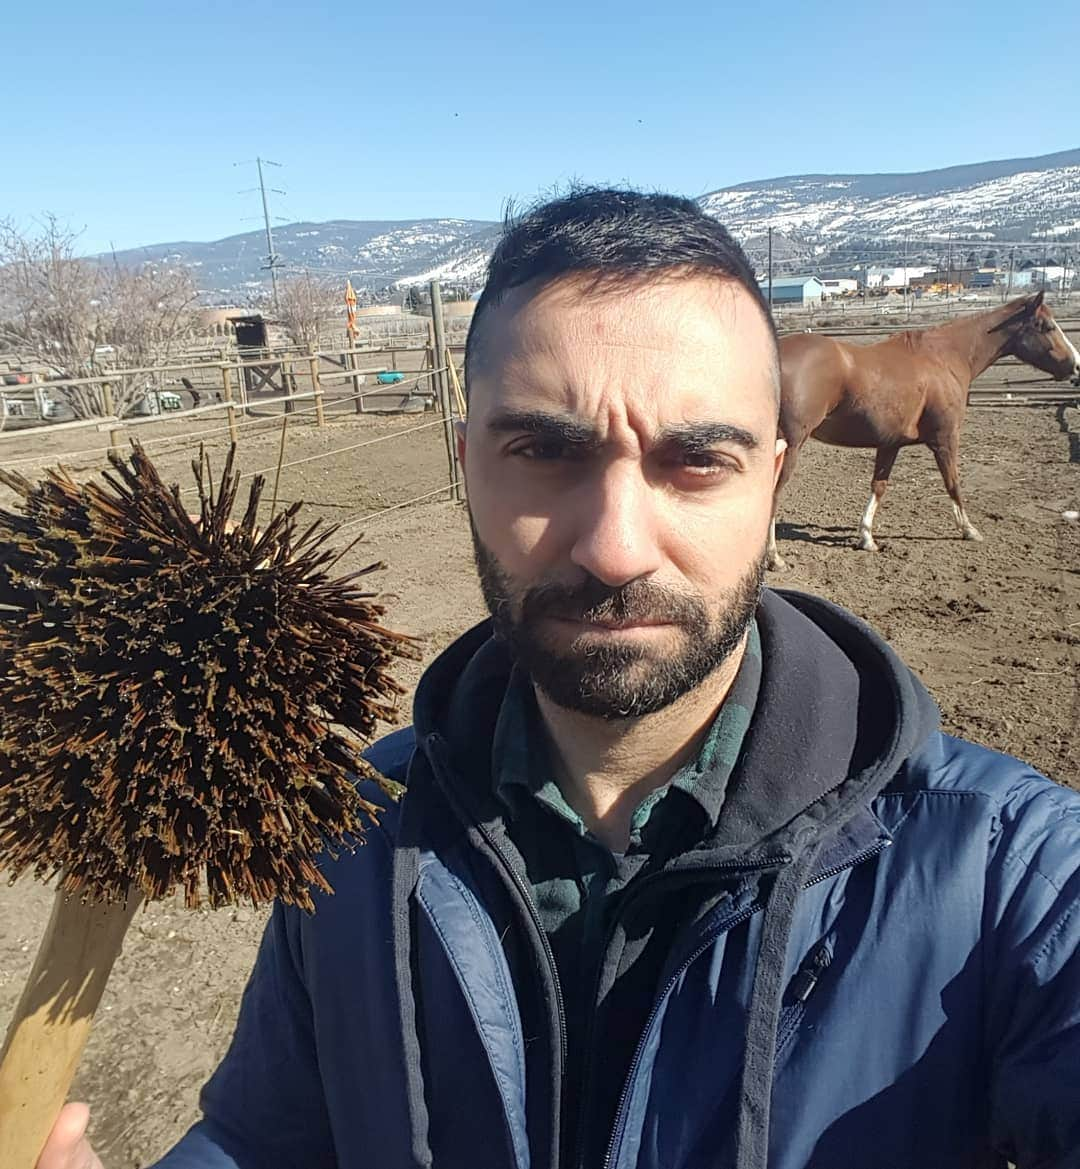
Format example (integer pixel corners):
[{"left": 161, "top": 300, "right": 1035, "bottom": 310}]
[{"left": 993, "top": 291, "right": 1080, "bottom": 385}]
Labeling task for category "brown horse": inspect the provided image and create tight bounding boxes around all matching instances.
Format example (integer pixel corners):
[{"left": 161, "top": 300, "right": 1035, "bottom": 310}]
[{"left": 768, "top": 291, "right": 1080, "bottom": 568}]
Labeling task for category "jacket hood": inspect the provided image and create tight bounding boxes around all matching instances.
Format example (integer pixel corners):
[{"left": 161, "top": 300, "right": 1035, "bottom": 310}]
[
  {"left": 402, "top": 586, "right": 940, "bottom": 1169},
  {"left": 411, "top": 587, "right": 939, "bottom": 860}
]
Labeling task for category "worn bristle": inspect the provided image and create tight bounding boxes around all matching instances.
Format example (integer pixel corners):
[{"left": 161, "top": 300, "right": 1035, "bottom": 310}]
[{"left": 0, "top": 443, "right": 419, "bottom": 911}]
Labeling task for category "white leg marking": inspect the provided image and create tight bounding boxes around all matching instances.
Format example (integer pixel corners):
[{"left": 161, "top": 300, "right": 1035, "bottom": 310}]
[
  {"left": 951, "top": 501, "right": 983, "bottom": 541},
  {"left": 767, "top": 518, "right": 786, "bottom": 570},
  {"left": 857, "top": 494, "right": 880, "bottom": 551}
]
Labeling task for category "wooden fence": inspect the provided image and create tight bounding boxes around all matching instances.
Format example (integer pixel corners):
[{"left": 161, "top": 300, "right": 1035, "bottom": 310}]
[{"left": 0, "top": 283, "right": 470, "bottom": 526}]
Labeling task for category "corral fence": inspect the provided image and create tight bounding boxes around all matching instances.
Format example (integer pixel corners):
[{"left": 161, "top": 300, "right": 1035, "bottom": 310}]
[
  {"left": 0, "top": 282, "right": 469, "bottom": 534},
  {"left": 1, "top": 285, "right": 1077, "bottom": 539}
]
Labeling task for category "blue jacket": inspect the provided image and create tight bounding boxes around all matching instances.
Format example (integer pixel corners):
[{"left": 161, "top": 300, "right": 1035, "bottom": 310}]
[{"left": 155, "top": 590, "right": 1080, "bottom": 1169}]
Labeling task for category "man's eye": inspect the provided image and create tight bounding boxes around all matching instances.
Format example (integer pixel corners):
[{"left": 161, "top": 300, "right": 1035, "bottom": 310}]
[
  {"left": 678, "top": 450, "right": 734, "bottom": 474},
  {"left": 510, "top": 439, "right": 574, "bottom": 460}
]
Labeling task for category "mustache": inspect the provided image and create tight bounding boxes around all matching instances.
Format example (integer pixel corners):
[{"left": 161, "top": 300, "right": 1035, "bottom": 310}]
[{"left": 520, "top": 576, "right": 708, "bottom": 627}]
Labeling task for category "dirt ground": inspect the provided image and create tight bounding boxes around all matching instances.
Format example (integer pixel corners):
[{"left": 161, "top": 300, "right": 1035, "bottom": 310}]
[{"left": 0, "top": 401, "right": 1077, "bottom": 1166}]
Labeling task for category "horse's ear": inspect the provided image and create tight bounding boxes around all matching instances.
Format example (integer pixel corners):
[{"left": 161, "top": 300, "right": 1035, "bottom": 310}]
[{"left": 1030, "top": 289, "right": 1045, "bottom": 312}]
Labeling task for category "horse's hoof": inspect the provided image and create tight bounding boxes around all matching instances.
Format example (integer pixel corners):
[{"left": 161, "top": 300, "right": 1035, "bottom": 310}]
[
  {"left": 963, "top": 528, "right": 984, "bottom": 543},
  {"left": 856, "top": 537, "right": 880, "bottom": 553},
  {"left": 767, "top": 555, "right": 789, "bottom": 572}
]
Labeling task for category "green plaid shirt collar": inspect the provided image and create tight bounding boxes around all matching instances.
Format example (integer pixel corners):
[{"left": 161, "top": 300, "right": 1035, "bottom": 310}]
[{"left": 492, "top": 620, "right": 762, "bottom": 847}]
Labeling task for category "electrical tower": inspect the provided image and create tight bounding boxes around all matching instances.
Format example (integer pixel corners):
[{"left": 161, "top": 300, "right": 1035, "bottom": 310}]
[{"left": 236, "top": 157, "right": 286, "bottom": 311}]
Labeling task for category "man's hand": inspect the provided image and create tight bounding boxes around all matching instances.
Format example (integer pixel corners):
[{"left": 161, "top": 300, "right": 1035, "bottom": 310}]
[{"left": 36, "top": 1103, "right": 102, "bottom": 1169}]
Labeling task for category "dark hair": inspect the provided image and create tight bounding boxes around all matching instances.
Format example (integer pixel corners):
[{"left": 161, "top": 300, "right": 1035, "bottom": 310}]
[{"left": 465, "top": 186, "right": 777, "bottom": 379}]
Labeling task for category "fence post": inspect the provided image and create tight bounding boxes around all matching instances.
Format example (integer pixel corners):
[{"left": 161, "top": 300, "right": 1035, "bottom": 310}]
[
  {"left": 31, "top": 378, "right": 47, "bottom": 421},
  {"left": 446, "top": 347, "right": 467, "bottom": 417},
  {"left": 429, "top": 280, "right": 461, "bottom": 501},
  {"left": 281, "top": 356, "right": 295, "bottom": 414},
  {"left": 221, "top": 364, "right": 238, "bottom": 443},
  {"left": 309, "top": 346, "right": 325, "bottom": 427},
  {"left": 355, "top": 350, "right": 366, "bottom": 415},
  {"left": 100, "top": 381, "right": 124, "bottom": 456}
]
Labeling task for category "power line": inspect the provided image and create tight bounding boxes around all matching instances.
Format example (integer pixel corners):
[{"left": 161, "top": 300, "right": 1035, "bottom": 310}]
[{"left": 235, "top": 157, "right": 286, "bottom": 311}]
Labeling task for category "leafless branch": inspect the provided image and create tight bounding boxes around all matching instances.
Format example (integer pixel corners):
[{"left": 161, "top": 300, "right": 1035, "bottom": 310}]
[{"left": 0, "top": 217, "right": 201, "bottom": 417}]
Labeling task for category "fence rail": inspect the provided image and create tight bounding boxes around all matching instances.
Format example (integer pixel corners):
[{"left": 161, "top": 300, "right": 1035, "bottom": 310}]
[
  {"left": 0, "top": 282, "right": 471, "bottom": 542},
  {"left": 0, "top": 341, "right": 460, "bottom": 443},
  {"left": 1, "top": 277, "right": 1076, "bottom": 551}
]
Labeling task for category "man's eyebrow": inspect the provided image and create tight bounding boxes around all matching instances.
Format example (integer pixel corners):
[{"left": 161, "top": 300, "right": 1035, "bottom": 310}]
[
  {"left": 656, "top": 422, "right": 760, "bottom": 451},
  {"left": 485, "top": 412, "right": 760, "bottom": 452},
  {"left": 486, "top": 410, "right": 599, "bottom": 444}
]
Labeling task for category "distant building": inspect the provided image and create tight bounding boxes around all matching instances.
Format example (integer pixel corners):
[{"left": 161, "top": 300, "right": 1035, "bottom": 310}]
[
  {"left": 759, "top": 276, "right": 826, "bottom": 306},
  {"left": 355, "top": 304, "right": 404, "bottom": 318},
  {"left": 1028, "top": 266, "right": 1077, "bottom": 290},
  {"left": 864, "top": 266, "right": 935, "bottom": 289},
  {"left": 968, "top": 269, "right": 1002, "bottom": 288},
  {"left": 821, "top": 278, "right": 858, "bottom": 296}
]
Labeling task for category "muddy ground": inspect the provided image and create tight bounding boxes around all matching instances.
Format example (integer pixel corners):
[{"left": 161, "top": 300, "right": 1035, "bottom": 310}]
[{"left": 0, "top": 401, "right": 1077, "bottom": 1166}]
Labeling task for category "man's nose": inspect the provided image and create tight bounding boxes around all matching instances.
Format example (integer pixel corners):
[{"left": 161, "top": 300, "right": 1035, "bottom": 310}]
[{"left": 569, "top": 462, "right": 663, "bottom": 587}]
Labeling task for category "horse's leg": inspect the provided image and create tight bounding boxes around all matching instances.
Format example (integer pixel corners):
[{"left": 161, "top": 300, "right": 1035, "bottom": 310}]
[
  {"left": 928, "top": 438, "right": 983, "bottom": 542},
  {"left": 856, "top": 445, "right": 900, "bottom": 552},
  {"left": 767, "top": 437, "right": 804, "bottom": 571},
  {"left": 767, "top": 514, "right": 783, "bottom": 571}
]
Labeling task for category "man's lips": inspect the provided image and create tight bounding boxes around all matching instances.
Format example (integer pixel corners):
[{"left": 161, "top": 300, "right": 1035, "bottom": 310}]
[{"left": 546, "top": 615, "right": 674, "bottom": 632}]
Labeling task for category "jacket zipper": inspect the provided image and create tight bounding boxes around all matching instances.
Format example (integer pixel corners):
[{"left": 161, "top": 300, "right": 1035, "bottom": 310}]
[
  {"left": 804, "top": 840, "right": 892, "bottom": 888},
  {"left": 423, "top": 727, "right": 892, "bottom": 1169},
  {"left": 601, "top": 901, "right": 763, "bottom": 1169},
  {"left": 788, "top": 939, "right": 832, "bottom": 1005},
  {"left": 774, "top": 940, "right": 833, "bottom": 1058},
  {"left": 600, "top": 838, "right": 891, "bottom": 1169},
  {"left": 575, "top": 857, "right": 789, "bottom": 1169}
]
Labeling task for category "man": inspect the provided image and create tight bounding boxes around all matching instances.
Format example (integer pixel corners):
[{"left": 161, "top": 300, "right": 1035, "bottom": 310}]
[{"left": 42, "top": 190, "right": 1080, "bottom": 1169}]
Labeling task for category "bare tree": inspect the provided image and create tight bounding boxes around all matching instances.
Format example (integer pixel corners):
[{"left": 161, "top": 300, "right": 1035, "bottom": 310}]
[
  {"left": 0, "top": 216, "right": 201, "bottom": 417},
  {"left": 256, "top": 272, "right": 337, "bottom": 349}
]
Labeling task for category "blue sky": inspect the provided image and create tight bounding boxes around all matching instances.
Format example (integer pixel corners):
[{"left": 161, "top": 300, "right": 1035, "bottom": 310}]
[{"left": 7, "top": 0, "right": 1079, "bottom": 253}]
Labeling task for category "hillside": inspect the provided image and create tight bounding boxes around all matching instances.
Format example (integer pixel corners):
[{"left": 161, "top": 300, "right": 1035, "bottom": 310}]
[{"left": 103, "top": 148, "right": 1080, "bottom": 299}]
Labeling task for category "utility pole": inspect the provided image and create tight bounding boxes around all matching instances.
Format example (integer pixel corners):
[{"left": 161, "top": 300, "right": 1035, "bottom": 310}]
[
  {"left": 946, "top": 233, "right": 953, "bottom": 306},
  {"left": 902, "top": 236, "right": 909, "bottom": 313},
  {"left": 256, "top": 158, "right": 282, "bottom": 311},
  {"left": 236, "top": 157, "right": 286, "bottom": 312},
  {"left": 767, "top": 226, "right": 773, "bottom": 310},
  {"left": 429, "top": 280, "right": 461, "bottom": 502},
  {"left": 1005, "top": 248, "right": 1015, "bottom": 301}
]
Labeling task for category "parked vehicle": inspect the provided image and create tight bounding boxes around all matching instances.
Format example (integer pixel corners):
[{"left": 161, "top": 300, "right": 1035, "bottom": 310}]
[{"left": 125, "top": 389, "right": 183, "bottom": 417}]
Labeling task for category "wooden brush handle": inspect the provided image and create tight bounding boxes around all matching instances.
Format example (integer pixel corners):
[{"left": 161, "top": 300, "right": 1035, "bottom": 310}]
[{"left": 0, "top": 888, "right": 139, "bottom": 1169}]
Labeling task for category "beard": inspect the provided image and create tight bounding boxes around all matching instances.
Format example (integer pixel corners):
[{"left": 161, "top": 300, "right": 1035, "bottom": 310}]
[{"left": 471, "top": 527, "right": 766, "bottom": 720}]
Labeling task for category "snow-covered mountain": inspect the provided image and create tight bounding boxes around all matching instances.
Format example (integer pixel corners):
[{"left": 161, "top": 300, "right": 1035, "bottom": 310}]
[
  {"left": 392, "top": 223, "right": 503, "bottom": 288},
  {"left": 107, "top": 219, "right": 497, "bottom": 304},
  {"left": 107, "top": 148, "right": 1080, "bottom": 300},
  {"left": 701, "top": 147, "right": 1080, "bottom": 246}
]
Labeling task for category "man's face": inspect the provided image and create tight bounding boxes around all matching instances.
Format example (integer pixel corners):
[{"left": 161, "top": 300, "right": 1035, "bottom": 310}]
[{"left": 461, "top": 272, "right": 784, "bottom": 719}]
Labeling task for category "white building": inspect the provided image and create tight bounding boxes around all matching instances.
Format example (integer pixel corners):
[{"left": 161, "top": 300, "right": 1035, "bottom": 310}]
[
  {"left": 863, "top": 266, "right": 935, "bottom": 289},
  {"left": 1027, "top": 266, "right": 1077, "bottom": 289}
]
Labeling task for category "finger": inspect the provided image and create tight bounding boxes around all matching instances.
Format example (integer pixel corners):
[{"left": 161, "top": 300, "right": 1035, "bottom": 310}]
[{"left": 37, "top": 1102, "right": 99, "bottom": 1169}]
